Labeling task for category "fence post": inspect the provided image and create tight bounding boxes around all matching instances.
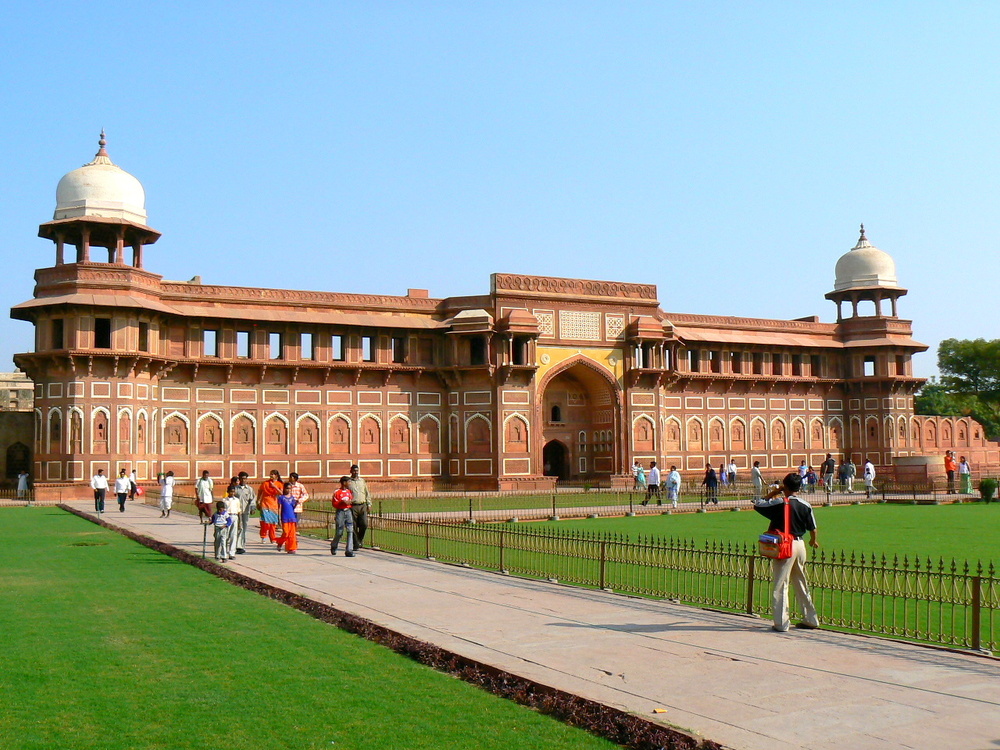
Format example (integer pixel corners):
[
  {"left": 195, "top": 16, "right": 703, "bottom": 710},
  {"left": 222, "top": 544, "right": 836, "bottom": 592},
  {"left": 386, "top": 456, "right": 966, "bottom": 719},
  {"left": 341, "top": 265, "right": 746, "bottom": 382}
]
[
  {"left": 971, "top": 575, "right": 982, "bottom": 651},
  {"left": 425, "top": 522, "right": 431, "bottom": 559},
  {"left": 499, "top": 527, "right": 505, "bottom": 572},
  {"left": 745, "top": 555, "right": 756, "bottom": 614},
  {"left": 468, "top": 496, "right": 473, "bottom": 522},
  {"left": 551, "top": 493, "right": 556, "bottom": 518},
  {"left": 599, "top": 540, "right": 607, "bottom": 590}
]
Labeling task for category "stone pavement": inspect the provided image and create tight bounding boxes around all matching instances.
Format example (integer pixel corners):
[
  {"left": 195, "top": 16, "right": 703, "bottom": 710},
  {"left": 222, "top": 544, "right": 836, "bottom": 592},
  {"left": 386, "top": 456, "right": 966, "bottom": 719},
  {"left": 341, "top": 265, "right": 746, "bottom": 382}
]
[{"left": 79, "top": 503, "right": 1000, "bottom": 750}]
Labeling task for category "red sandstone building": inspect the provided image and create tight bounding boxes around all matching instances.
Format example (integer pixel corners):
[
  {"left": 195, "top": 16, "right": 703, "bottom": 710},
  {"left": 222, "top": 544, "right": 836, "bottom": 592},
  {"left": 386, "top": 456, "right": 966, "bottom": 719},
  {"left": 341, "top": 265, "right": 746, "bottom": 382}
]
[{"left": 11, "top": 136, "right": 1000, "bottom": 494}]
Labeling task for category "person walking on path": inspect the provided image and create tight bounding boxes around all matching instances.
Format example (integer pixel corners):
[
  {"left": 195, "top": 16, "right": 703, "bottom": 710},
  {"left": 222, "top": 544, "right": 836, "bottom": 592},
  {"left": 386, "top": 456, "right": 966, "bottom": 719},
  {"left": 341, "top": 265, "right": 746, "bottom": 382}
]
[
  {"left": 114, "top": 469, "right": 131, "bottom": 513},
  {"left": 702, "top": 464, "right": 719, "bottom": 505},
  {"left": 821, "top": 454, "right": 836, "bottom": 496},
  {"left": 91, "top": 469, "right": 108, "bottom": 513},
  {"left": 210, "top": 501, "right": 234, "bottom": 562},
  {"left": 959, "top": 456, "right": 972, "bottom": 494},
  {"left": 195, "top": 470, "right": 215, "bottom": 523},
  {"left": 635, "top": 462, "right": 646, "bottom": 491},
  {"left": 753, "top": 472, "right": 820, "bottom": 632},
  {"left": 231, "top": 472, "right": 256, "bottom": 554},
  {"left": 863, "top": 458, "right": 876, "bottom": 500},
  {"left": 944, "top": 451, "right": 958, "bottom": 494},
  {"left": 16, "top": 470, "right": 29, "bottom": 501},
  {"left": 223, "top": 486, "right": 243, "bottom": 559},
  {"left": 346, "top": 464, "right": 373, "bottom": 549},
  {"left": 159, "top": 471, "right": 174, "bottom": 517},
  {"left": 286, "top": 472, "right": 309, "bottom": 517},
  {"left": 257, "top": 470, "right": 283, "bottom": 544},
  {"left": 128, "top": 469, "right": 138, "bottom": 501},
  {"left": 751, "top": 461, "right": 764, "bottom": 501},
  {"left": 843, "top": 459, "right": 856, "bottom": 494},
  {"left": 666, "top": 465, "right": 682, "bottom": 508},
  {"left": 330, "top": 476, "right": 356, "bottom": 557},
  {"left": 274, "top": 483, "right": 299, "bottom": 554},
  {"left": 642, "top": 461, "right": 661, "bottom": 505}
]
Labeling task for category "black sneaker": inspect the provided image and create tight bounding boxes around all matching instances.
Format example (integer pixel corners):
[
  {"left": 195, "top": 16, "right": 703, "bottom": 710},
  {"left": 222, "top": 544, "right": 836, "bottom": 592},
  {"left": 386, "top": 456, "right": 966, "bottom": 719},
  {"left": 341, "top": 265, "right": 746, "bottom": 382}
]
[
  {"left": 236, "top": 549, "right": 245, "bottom": 554},
  {"left": 345, "top": 552, "right": 355, "bottom": 558}
]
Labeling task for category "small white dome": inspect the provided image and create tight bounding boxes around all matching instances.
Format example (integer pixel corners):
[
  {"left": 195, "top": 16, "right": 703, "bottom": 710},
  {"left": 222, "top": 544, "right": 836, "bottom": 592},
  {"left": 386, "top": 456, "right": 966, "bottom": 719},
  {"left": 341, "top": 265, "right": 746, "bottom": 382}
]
[
  {"left": 833, "top": 225, "right": 898, "bottom": 291},
  {"left": 54, "top": 132, "right": 147, "bottom": 224}
]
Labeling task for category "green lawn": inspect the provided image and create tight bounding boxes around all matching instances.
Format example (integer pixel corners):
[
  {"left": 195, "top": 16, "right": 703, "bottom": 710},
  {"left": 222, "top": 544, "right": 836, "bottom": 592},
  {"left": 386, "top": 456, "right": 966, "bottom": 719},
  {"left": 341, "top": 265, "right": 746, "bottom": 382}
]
[
  {"left": 0, "top": 507, "right": 619, "bottom": 750},
  {"left": 532, "top": 501, "right": 1000, "bottom": 567}
]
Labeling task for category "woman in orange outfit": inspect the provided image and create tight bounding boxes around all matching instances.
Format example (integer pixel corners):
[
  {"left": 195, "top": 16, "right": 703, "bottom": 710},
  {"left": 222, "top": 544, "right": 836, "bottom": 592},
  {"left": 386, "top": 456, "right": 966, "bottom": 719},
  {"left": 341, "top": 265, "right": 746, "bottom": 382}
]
[{"left": 256, "top": 470, "right": 283, "bottom": 543}]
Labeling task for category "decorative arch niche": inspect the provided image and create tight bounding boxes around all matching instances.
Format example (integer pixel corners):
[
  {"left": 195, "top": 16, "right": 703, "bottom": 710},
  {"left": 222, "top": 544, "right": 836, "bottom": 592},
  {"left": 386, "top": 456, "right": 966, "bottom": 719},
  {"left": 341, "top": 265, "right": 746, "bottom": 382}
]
[
  {"left": 198, "top": 414, "right": 223, "bottom": 454},
  {"left": 359, "top": 415, "right": 381, "bottom": 455},
  {"left": 466, "top": 415, "right": 492, "bottom": 454},
  {"left": 296, "top": 415, "right": 320, "bottom": 455},
  {"left": 162, "top": 414, "right": 188, "bottom": 455},
  {"left": 633, "top": 416, "right": 655, "bottom": 452},
  {"left": 92, "top": 409, "right": 109, "bottom": 455},
  {"left": 418, "top": 416, "right": 440, "bottom": 454},
  {"left": 232, "top": 413, "right": 256, "bottom": 454},
  {"left": 389, "top": 416, "right": 411, "bottom": 454},
  {"left": 264, "top": 415, "right": 288, "bottom": 455},
  {"left": 328, "top": 415, "right": 351, "bottom": 455},
  {"left": 504, "top": 415, "right": 529, "bottom": 453}
]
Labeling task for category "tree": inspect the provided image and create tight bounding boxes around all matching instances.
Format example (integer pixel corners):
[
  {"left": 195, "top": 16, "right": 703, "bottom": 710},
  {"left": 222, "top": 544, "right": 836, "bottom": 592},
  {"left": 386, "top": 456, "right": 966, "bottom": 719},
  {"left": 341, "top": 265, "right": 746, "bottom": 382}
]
[{"left": 915, "top": 339, "right": 1000, "bottom": 440}]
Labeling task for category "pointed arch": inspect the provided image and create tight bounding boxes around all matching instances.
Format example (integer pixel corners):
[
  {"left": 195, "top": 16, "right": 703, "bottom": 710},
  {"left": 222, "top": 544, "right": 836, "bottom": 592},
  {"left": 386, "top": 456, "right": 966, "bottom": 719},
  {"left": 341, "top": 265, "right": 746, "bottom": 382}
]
[
  {"left": 708, "top": 416, "right": 725, "bottom": 452},
  {"left": 417, "top": 414, "right": 441, "bottom": 454},
  {"left": 92, "top": 407, "right": 111, "bottom": 455},
  {"left": 663, "top": 416, "right": 682, "bottom": 451},
  {"left": 33, "top": 408, "right": 42, "bottom": 453},
  {"left": 750, "top": 416, "right": 767, "bottom": 450},
  {"left": 231, "top": 411, "right": 257, "bottom": 454},
  {"left": 135, "top": 408, "right": 148, "bottom": 456},
  {"left": 729, "top": 416, "right": 747, "bottom": 452},
  {"left": 827, "top": 417, "right": 843, "bottom": 451},
  {"left": 866, "top": 415, "right": 880, "bottom": 445},
  {"left": 465, "top": 413, "right": 492, "bottom": 454},
  {"left": 359, "top": 413, "right": 383, "bottom": 455},
  {"left": 632, "top": 414, "right": 655, "bottom": 451},
  {"left": 263, "top": 412, "right": 289, "bottom": 455},
  {"left": 686, "top": 416, "right": 704, "bottom": 452},
  {"left": 68, "top": 406, "right": 84, "bottom": 454},
  {"left": 295, "top": 412, "right": 321, "bottom": 455},
  {"left": 790, "top": 417, "right": 807, "bottom": 450},
  {"left": 47, "top": 407, "right": 63, "bottom": 455},
  {"left": 770, "top": 417, "right": 787, "bottom": 451},
  {"left": 196, "top": 412, "right": 223, "bottom": 455},
  {"left": 327, "top": 413, "right": 352, "bottom": 455},
  {"left": 503, "top": 413, "right": 529, "bottom": 453},
  {"left": 161, "top": 411, "right": 189, "bottom": 456},
  {"left": 808, "top": 418, "right": 824, "bottom": 449},
  {"left": 388, "top": 414, "right": 412, "bottom": 454}
]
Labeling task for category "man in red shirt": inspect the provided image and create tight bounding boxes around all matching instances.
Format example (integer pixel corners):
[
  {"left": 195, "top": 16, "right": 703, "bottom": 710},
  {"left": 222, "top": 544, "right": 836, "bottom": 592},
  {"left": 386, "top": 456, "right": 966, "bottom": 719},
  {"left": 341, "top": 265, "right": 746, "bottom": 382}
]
[
  {"left": 944, "top": 451, "right": 958, "bottom": 494},
  {"left": 330, "top": 476, "right": 356, "bottom": 557}
]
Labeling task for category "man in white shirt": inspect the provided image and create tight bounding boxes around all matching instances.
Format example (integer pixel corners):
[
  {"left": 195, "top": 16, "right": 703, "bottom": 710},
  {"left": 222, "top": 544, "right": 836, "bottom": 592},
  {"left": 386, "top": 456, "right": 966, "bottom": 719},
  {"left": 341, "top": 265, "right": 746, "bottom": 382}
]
[
  {"left": 863, "top": 458, "right": 876, "bottom": 500},
  {"left": 114, "top": 469, "right": 131, "bottom": 513},
  {"left": 751, "top": 461, "right": 764, "bottom": 501},
  {"left": 195, "top": 470, "right": 215, "bottom": 524},
  {"left": 642, "top": 461, "right": 662, "bottom": 506},
  {"left": 666, "top": 465, "right": 682, "bottom": 508},
  {"left": 91, "top": 469, "right": 109, "bottom": 512},
  {"left": 727, "top": 460, "right": 737, "bottom": 486}
]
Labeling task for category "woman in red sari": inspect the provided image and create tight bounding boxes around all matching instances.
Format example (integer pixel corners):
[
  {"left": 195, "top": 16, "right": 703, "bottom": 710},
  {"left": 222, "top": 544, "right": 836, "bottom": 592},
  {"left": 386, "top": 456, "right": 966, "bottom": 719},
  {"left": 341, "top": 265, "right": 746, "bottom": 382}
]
[{"left": 256, "top": 470, "right": 283, "bottom": 544}]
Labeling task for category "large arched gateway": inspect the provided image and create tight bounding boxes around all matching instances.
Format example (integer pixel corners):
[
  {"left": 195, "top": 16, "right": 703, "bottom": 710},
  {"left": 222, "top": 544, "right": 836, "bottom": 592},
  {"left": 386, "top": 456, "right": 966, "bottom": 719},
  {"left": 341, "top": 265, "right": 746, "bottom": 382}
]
[{"left": 538, "top": 359, "right": 622, "bottom": 483}]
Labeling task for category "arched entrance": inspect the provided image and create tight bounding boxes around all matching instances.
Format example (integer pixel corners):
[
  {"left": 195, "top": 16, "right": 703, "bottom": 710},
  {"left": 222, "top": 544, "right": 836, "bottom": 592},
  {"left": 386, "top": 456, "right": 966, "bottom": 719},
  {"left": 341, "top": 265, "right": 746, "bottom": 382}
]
[
  {"left": 539, "top": 359, "right": 621, "bottom": 483},
  {"left": 543, "top": 440, "right": 569, "bottom": 480}
]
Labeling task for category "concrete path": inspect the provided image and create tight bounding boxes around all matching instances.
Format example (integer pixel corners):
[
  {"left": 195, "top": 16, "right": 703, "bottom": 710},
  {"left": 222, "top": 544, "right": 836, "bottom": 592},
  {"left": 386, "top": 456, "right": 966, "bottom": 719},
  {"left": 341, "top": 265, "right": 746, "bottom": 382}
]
[{"left": 78, "top": 503, "right": 1000, "bottom": 750}]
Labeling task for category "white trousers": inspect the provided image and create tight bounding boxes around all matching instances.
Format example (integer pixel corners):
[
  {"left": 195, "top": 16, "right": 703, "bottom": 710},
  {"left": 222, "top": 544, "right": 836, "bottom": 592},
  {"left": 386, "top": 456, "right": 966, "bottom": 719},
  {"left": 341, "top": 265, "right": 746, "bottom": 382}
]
[{"left": 771, "top": 539, "right": 818, "bottom": 631}]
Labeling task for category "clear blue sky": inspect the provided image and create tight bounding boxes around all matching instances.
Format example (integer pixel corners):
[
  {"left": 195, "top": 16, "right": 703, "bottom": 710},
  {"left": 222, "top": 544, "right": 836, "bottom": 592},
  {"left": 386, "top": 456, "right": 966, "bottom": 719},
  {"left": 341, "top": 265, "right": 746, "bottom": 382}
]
[{"left": 3, "top": 2, "right": 997, "bottom": 379}]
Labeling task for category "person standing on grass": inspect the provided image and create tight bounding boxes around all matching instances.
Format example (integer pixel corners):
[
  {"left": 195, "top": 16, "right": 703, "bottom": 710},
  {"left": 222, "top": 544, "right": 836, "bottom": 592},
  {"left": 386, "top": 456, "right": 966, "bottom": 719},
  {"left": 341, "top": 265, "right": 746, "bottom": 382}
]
[
  {"left": 642, "top": 461, "right": 661, "bottom": 506},
  {"left": 702, "top": 464, "right": 719, "bottom": 504},
  {"left": 751, "top": 461, "right": 764, "bottom": 501},
  {"left": 275, "top": 483, "right": 299, "bottom": 554},
  {"left": 863, "top": 458, "right": 876, "bottom": 499},
  {"left": 231, "top": 472, "right": 256, "bottom": 554},
  {"left": 91, "top": 468, "right": 108, "bottom": 512},
  {"left": 753, "top": 473, "right": 819, "bottom": 632},
  {"left": 114, "top": 469, "right": 130, "bottom": 513},
  {"left": 944, "top": 451, "right": 958, "bottom": 494},
  {"left": 159, "top": 470, "right": 174, "bottom": 517},
  {"left": 666, "top": 465, "right": 682, "bottom": 508},
  {"left": 195, "top": 470, "right": 215, "bottom": 523},
  {"left": 16, "top": 470, "right": 29, "bottom": 500},
  {"left": 330, "top": 476, "right": 356, "bottom": 557},
  {"left": 257, "top": 470, "right": 283, "bottom": 544},
  {"left": 821, "top": 454, "right": 836, "bottom": 496},
  {"left": 347, "top": 464, "right": 373, "bottom": 549},
  {"left": 958, "top": 456, "right": 972, "bottom": 494},
  {"left": 210, "top": 501, "right": 234, "bottom": 562}
]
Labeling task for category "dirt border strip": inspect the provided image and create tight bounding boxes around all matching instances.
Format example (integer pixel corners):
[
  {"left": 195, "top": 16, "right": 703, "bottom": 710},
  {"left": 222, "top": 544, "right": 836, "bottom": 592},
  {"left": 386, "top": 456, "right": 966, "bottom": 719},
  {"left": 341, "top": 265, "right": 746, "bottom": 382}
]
[{"left": 60, "top": 504, "right": 722, "bottom": 750}]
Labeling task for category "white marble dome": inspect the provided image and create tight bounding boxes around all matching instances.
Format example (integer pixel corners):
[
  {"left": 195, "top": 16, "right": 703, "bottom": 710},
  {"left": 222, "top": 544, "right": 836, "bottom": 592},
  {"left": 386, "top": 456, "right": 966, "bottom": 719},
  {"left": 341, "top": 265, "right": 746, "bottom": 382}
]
[
  {"left": 54, "top": 132, "right": 147, "bottom": 224},
  {"left": 833, "top": 226, "right": 898, "bottom": 291}
]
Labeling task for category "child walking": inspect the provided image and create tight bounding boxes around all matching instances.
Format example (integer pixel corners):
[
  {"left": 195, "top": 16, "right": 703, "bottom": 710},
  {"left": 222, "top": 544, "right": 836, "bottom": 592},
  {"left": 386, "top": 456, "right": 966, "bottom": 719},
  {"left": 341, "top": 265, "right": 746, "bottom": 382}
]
[
  {"left": 330, "top": 476, "right": 356, "bottom": 557},
  {"left": 210, "top": 501, "right": 234, "bottom": 562},
  {"left": 275, "top": 483, "right": 299, "bottom": 554}
]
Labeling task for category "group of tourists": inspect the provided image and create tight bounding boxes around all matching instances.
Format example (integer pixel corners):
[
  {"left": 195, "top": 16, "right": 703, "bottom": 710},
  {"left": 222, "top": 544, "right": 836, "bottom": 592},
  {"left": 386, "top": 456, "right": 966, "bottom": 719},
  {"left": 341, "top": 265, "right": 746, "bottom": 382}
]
[
  {"left": 90, "top": 467, "right": 142, "bottom": 513},
  {"left": 174, "top": 465, "right": 373, "bottom": 562},
  {"left": 944, "top": 451, "right": 973, "bottom": 494},
  {"left": 632, "top": 460, "right": 682, "bottom": 507}
]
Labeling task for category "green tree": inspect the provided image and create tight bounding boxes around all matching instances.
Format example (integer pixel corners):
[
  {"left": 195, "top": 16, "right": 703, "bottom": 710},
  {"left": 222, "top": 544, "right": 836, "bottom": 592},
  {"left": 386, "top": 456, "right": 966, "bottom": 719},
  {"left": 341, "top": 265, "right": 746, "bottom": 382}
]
[{"left": 916, "top": 339, "right": 1000, "bottom": 440}]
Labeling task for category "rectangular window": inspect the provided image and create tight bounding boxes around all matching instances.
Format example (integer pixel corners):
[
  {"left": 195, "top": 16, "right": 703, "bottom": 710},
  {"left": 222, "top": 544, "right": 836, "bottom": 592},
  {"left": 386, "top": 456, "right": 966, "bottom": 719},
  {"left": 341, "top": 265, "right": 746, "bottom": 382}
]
[
  {"left": 94, "top": 318, "right": 112, "bottom": 349},
  {"left": 896, "top": 355, "right": 907, "bottom": 376},
  {"left": 391, "top": 336, "right": 407, "bottom": 364},
  {"left": 864, "top": 355, "right": 877, "bottom": 377},
  {"left": 470, "top": 336, "right": 487, "bottom": 366},
  {"left": 301, "top": 332, "right": 314, "bottom": 361},
  {"left": 51, "top": 318, "right": 64, "bottom": 350},
  {"left": 792, "top": 354, "right": 803, "bottom": 377},
  {"left": 237, "top": 331, "right": 250, "bottom": 358},
  {"left": 512, "top": 336, "right": 528, "bottom": 366},
  {"left": 331, "top": 334, "right": 345, "bottom": 361},
  {"left": 752, "top": 352, "right": 764, "bottom": 375},
  {"left": 642, "top": 342, "right": 656, "bottom": 369},
  {"left": 730, "top": 351, "right": 741, "bottom": 374},
  {"left": 810, "top": 354, "right": 822, "bottom": 377},
  {"left": 770, "top": 353, "right": 782, "bottom": 376},
  {"left": 710, "top": 350, "right": 722, "bottom": 374},
  {"left": 269, "top": 332, "right": 283, "bottom": 360},
  {"left": 362, "top": 335, "right": 376, "bottom": 362},
  {"left": 203, "top": 329, "right": 219, "bottom": 357},
  {"left": 688, "top": 349, "right": 700, "bottom": 372},
  {"left": 137, "top": 322, "right": 149, "bottom": 353}
]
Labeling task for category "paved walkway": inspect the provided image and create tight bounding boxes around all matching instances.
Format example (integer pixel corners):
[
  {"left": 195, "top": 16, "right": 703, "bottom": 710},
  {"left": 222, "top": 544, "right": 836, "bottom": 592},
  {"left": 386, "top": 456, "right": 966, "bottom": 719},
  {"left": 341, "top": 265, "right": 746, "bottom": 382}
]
[{"left": 79, "top": 503, "right": 999, "bottom": 750}]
